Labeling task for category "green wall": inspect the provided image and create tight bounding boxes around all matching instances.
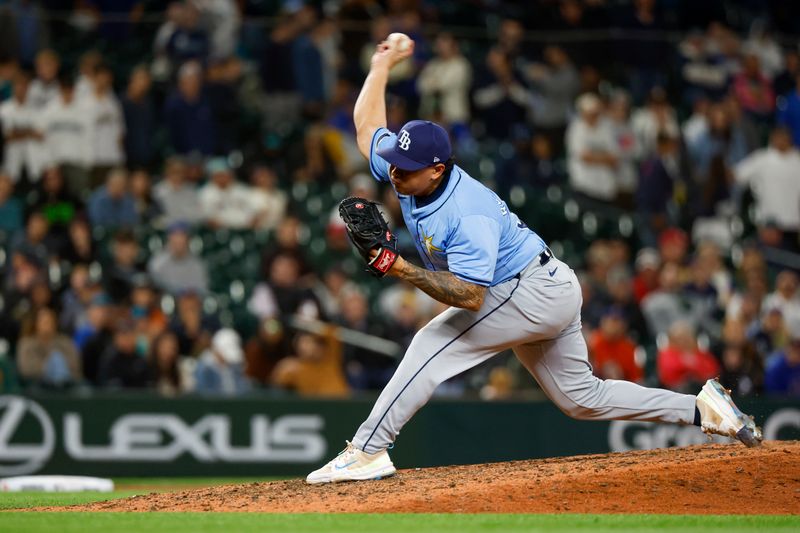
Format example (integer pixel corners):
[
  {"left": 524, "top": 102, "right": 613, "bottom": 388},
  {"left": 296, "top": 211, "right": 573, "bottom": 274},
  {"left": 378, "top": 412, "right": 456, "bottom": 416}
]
[{"left": 0, "top": 394, "right": 797, "bottom": 477}]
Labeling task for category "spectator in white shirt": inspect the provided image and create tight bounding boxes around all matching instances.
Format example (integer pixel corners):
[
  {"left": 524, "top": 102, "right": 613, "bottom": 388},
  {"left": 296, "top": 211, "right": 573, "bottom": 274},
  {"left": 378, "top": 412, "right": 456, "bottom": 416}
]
[
  {"left": 763, "top": 270, "right": 800, "bottom": 330},
  {"left": 417, "top": 33, "right": 472, "bottom": 129},
  {"left": 40, "top": 74, "right": 93, "bottom": 197},
  {"left": 148, "top": 221, "right": 209, "bottom": 294},
  {"left": 743, "top": 21, "right": 784, "bottom": 81},
  {"left": 734, "top": 127, "right": 800, "bottom": 251},
  {"left": 0, "top": 72, "right": 47, "bottom": 184},
  {"left": 194, "top": 0, "right": 241, "bottom": 61},
  {"left": 682, "top": 96, "right": 710, "bottom": 147},
  {"left": 607, "top": 90, "right": 639, "bottom": 208},
  {"left": 249, "top": 165, "right": 287, "bottom": 232},
  {"left": 198, "top": 158, "right": 255, "bottom": 229},
  {"left": 153, "top": 156, "right": 203, "bottom": 227},
  {"left": 86, "top": 64, "right": 125, "bottom": 188},
  {"left": 27, "top": 49, "right": 60, "bottom": 110},
  {"left": 566, "top": 93, "right": 619, "bottom": 202},
  {"left": 151, "top": 2, "right": 184, "bottom": 82},
  {"left": 74, "top": 50, "right": 103, "bottom": 103},
  {"left": 526, "top": 45, "right": 580, "bottom": 154},
  {"left": 631, "top": 86, "right": 680, "bottom": 160}
]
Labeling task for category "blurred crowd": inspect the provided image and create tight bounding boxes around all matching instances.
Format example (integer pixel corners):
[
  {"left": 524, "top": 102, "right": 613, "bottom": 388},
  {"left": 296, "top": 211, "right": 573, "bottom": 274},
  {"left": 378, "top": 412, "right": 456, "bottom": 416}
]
[{"left": 1, "top": 0, "right": 800, "bottom": 399}]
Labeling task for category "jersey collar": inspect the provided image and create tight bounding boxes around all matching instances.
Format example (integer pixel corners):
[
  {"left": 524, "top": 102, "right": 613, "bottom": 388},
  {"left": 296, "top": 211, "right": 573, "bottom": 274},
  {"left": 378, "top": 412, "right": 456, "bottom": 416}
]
[
  {"left": 411, "top": 166, "right": 461, "bottom": 217},
  {"left": 414, "top": 166, "right": 451, "bottom": 208}
]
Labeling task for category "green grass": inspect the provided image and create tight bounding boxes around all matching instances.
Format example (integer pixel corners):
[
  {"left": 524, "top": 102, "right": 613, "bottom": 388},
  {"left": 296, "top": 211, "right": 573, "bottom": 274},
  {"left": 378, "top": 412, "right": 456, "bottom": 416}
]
[
  {"left": 0, "top": 478, "right": 282, "bottom": 510},
  {"left": 1, "top": 513, "right": 797, "bottom": 533},
  {"left": 0, "top": 490, "right": 141, "bottom": 510},
  {"left": 2, "top": 480, "right": 797, "bottom": 532}
]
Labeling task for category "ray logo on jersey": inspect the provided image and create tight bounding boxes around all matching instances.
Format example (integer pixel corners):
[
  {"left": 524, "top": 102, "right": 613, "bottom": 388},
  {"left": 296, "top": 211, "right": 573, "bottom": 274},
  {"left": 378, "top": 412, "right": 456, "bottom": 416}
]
[{"left": 422, "top": 232, "right": 443, "bottom": 256}]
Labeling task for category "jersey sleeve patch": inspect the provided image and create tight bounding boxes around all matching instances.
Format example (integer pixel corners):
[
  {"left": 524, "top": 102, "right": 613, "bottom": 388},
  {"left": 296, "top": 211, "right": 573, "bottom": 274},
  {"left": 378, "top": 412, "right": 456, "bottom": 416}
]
[
  {"left": 445, "top": 215, "right": 500, "bottom": 287},
  {"left": 369, "top": 127, "right": 394, "bottom": 183}
]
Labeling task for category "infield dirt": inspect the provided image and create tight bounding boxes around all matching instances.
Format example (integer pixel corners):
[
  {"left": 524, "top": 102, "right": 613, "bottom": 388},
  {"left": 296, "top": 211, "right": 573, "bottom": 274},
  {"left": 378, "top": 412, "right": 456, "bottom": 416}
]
[{"left": 49, "top": 441, "right": 800, "bottom": 514}]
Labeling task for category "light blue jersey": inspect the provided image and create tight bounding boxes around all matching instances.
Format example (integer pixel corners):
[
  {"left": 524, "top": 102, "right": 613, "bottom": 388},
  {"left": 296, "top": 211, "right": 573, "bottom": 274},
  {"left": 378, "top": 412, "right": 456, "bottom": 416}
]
[{"left": 369, "top": 127, "right": 547, "bottom": 287}]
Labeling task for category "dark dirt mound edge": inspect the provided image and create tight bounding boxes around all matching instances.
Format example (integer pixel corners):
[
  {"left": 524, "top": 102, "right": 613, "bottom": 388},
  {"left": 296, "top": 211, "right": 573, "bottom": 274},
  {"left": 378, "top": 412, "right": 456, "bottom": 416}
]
[{"left": 33, "top": 441, "right": 800, "bottom": 514}]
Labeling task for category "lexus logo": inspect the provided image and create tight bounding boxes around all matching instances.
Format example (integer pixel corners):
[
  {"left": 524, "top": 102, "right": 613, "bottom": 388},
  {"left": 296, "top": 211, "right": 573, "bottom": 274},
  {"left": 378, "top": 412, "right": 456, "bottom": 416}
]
[{"left": 0, "top": 396, "right": 55, "bottom": 476}]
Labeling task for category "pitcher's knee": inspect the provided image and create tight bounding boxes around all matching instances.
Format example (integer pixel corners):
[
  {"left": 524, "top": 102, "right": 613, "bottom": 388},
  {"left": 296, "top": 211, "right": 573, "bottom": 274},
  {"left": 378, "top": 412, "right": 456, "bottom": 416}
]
[
  {"left": 559, "top": 401, "right": 601, "bottom": 420},
  {"left": 553, "top": 376, "right": 607, "bottom": 420}
]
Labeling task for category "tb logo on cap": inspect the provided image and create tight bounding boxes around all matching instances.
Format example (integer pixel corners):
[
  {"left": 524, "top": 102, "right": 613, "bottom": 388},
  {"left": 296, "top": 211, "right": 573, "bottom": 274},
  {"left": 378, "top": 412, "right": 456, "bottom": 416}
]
[{"left": 398, "top": 130, "right": 411, "bottom": 151}]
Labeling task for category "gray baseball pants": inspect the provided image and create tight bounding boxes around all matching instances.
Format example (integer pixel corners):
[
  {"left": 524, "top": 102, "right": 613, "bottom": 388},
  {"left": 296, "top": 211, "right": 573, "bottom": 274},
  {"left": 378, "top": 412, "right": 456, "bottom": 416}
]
[{"left": 352, "top": 255, "right": 697, "bottom": 454}]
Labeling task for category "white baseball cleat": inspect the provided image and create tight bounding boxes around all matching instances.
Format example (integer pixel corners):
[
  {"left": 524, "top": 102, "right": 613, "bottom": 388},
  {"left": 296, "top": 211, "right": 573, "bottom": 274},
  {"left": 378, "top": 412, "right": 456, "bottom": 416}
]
[
  {"left": 306, "top": 441, "right": 396, "bottom": 484},
  {"left": 696, "top": 378, "right": 763, "bottom": 447}
]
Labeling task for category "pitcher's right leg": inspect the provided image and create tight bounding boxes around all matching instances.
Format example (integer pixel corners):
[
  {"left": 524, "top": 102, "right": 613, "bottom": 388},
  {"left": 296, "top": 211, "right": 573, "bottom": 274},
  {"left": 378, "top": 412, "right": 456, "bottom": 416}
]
[
  {"left": 514, "top": 323, "right": 762, "bottom": 445},
  {"left": 514, "top": 324, "right": 697, "bottom": 425}
]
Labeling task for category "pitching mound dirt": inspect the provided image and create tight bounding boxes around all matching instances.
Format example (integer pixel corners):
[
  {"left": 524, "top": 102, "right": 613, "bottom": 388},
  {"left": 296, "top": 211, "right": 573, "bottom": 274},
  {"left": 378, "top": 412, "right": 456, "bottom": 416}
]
[{"left": 50, "top": 441, "right": 800, "bottom": 514}]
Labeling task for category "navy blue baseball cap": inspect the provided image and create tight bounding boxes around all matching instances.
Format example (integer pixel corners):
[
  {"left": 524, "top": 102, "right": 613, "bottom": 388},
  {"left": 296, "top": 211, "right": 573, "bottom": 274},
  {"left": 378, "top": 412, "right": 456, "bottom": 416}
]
[{"left": 376, "top": 120, "right": 452, "bottom": 171}]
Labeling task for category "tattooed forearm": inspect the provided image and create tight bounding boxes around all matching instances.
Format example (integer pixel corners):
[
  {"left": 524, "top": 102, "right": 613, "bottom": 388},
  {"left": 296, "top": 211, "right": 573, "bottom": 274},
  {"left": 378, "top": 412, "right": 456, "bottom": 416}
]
[{"left": 392, "top": 258, "right": 486, "bottom": 311}]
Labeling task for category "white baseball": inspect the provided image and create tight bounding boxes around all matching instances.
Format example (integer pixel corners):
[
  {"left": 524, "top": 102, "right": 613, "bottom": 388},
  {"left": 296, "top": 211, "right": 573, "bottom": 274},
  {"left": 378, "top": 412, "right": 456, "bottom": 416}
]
[{"left": 387, "top": 32, "right": 412, "bottom": 53}]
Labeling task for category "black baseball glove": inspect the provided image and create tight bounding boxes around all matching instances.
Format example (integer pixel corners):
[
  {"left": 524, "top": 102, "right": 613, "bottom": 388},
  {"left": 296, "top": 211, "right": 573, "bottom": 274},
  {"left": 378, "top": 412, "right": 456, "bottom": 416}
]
[{"left": 338, "top": 196, "right": 399, "bottom": 277}]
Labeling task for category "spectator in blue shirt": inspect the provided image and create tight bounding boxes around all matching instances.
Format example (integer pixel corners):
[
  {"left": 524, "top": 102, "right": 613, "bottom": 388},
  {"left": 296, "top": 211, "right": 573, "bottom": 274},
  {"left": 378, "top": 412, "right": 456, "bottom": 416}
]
[
  {"left": 473, "top": 47, "right": 531, "bottom": 141},
  {"left": 88, "top": 168, "right": 139, "bottom": 228},
  {"left": 0, "top": 172, "right": 23, "bottom": 236},
  {"left": 686, "top": 102, "right": 749, "bottom": 179},
  {"left": 637, "top": 133, "right": 679, "bottom": 247},
  {"left": 292, "top": 14, "right": 325, "bottom": 118},
  {"left": 164, "top": 61, "right": 216, "bottom": 156},
  {"left": 122, "top": 65, "right": 156, "bottom": 168},
  {"left": 97, "top": 319, "right": 149, "bottom": 389},
  {"left": 205, "top": 58, "right": 241, "bottom": 155},
  {"left": 165, "top": 2, "right": 209, "bottom": 68},
  {"left": 5, "top": 0, "right": 50, "bottom": 68},
  {"left": 193, "top": 328, "right": 250, "bottom": 396},
  {"left": 774, "top": 50, "right": 799, "bottom": 97},
  {"left": 777, "top": 73, "right": 800, "bottom": 147},
  {"left": 495, "top": 133, "right": 565, "bottom": 198},
  {"left": 764, "top": 334, "right": 800, "bottom": 396},
  {"left": 89, "top": 0, "right": 142, "bottom": 42}
]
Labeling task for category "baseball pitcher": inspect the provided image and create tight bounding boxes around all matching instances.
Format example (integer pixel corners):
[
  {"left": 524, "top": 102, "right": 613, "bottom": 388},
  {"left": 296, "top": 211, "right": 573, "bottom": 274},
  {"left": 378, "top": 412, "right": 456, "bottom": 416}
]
[{"left": 306, "top": 35, "right": 762, "bottom": 484}]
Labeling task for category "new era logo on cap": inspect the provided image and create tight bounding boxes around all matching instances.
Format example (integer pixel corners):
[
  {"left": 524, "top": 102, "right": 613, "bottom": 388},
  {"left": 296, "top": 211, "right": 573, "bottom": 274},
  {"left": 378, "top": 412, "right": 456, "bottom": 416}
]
[{"left": 376, "top": 120, "right": 452, "bottom": 171}]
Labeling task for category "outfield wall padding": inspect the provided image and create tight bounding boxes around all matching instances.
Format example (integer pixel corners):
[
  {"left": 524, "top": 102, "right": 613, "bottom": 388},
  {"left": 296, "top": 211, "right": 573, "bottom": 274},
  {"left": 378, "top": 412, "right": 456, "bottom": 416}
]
[{"left": 0, "top": 394, "right": 797, "bottom": 477}]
